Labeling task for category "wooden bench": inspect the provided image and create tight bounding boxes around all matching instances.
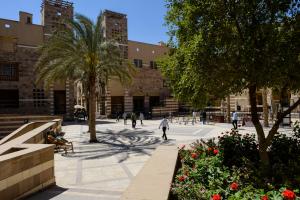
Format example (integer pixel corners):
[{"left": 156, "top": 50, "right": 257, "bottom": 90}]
[{"left": 47, "top": 135, "right": 74, "bottom": 154}]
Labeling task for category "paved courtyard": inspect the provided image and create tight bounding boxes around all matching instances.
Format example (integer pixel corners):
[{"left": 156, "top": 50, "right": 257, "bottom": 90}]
[{"left": 27, "top": 119, "right": 293, "bottom": 200}]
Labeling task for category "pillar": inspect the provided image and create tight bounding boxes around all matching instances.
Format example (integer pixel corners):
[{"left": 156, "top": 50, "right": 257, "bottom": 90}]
[
  {"left": 105, "top": 89, "right": 111, "bottom": 116},
  {"left": 49, "top": 84, "right": 54, "bottom": 115},
  {"left": 144, "top": 96, "right": 149, "bottom": 113}
]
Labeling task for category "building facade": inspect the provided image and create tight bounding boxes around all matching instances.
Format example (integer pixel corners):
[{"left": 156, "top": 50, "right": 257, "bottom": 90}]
[{"left": 0, "top": 0, "right": 74, "bottom": 118}]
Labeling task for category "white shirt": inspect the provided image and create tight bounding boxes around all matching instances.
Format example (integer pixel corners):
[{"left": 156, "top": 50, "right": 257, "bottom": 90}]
[
  {"left": 232, "top": 112, "right": 238, "bottom": 120},
  {"left": 159, "top": 118, "right": 169, "bottom": 129},
  {"left": 139, "top": 113, "right": 144, "bottom": 120}
]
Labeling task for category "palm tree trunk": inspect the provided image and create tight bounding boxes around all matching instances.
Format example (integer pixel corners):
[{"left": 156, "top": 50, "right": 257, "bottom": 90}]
[
  {"left": 89, "top": 76, "right": 97, "bottom": 142},
  {"left": 262, "top": 88, "right": 269, "bottom": 127},
  {"left": 227, "top": 96, "right": 231, "bottom": 123}
]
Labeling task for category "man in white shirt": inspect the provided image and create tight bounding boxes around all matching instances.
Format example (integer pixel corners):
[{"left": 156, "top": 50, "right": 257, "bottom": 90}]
[
  {"left": 192, "top": 111, "right": 197, "bottom": 125},
  {"left": 159, "top": 116, "right": 169, "bottom": 140},
  {"left": 232, "top": 111, "right": 238, "bottom": 129}
]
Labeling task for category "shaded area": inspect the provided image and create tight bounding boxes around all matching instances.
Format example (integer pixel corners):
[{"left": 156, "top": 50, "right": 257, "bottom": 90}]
[
  {"left": 64, "top": 128, "right": 174, "bottom": 163},
  {"left": 26, "top": 185, "right": 68, "bottom": 200}
]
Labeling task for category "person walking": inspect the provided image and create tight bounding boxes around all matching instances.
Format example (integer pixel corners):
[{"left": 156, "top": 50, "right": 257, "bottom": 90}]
[
  {"left": 192, "top": 111, "right": 197, "bottom": 125},
  {"left": 131, "top": 112, "right": 137, "bottom": 128},
  {"left": 139, "top": 112, "right": 144, "bottom": 125},
  {"left": 232, "top": 111, "right": 238, "bottom": 129},
  {"left": 159, "top": 116, "right": 169, "bottom": 140},
  {"left": 202, "top": 110, "right": 207, "bottom": 124},
  {"left": 123, "top": 112, "right": 127, "bottom": 125},
  {"left": 116, "top": 111, "right": 120, "bottom": 122}
]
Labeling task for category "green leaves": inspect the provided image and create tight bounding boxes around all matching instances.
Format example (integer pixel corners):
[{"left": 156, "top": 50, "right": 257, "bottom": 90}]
[{"left": 161, "top": 0, "right": 300, "bottom": 108}]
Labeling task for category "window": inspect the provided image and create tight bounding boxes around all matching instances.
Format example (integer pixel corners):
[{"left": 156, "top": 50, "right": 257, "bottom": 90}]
[
  {"left": 0, "top": 63, "right": 19, "bottom": 81},
  {"left": 150, "top": 61, "right": 157, "bottom": 69},
  {"left": 33, "top": 88, "right": 45, "bottom": 107},
  {"left": 26, "top": 17, "right": 32, "bottom": 24},
  {"left": 4, "top": 24, "right": 11, "bottom": 28},
  {"left": 0, "top": 90, "right": 19, "bottom": 108},
  {"left": 133, "top": 59, "right": 143, "bottom": 68}
]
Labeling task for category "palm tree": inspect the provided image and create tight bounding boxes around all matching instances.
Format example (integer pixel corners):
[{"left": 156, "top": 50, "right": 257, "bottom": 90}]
[{"left": 36, "top": 12, "right": 133, "bottom": 142}]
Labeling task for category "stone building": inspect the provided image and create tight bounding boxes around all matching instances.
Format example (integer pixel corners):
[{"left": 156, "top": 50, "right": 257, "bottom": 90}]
[
  {"left": 92, "top": 10, "right": 175, "bottom": 117},
  {"left": 0, "top": 0, "right": 74, "bottom": 119}
]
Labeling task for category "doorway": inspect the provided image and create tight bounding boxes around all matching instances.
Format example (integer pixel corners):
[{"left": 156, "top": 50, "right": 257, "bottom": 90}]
[
  {"left": 54, "top": 90, "right": 66, "bottom": 114},
  {"left": 133, "top": 96, "right": 144, "bottom": 113}
]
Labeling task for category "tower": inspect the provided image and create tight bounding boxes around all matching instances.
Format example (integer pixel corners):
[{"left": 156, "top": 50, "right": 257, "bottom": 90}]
[
  {"left": 40, "top": 0, "right": 74, "bottom": 119},
  {"left": 102, "top": 10, "right": 128, "bottom": 60},
  {"left": 41, "top": 0, "right": 74, "bottom": 35},
  {"left": 101, "top": 10, "right": 129, "bottom": 115}
]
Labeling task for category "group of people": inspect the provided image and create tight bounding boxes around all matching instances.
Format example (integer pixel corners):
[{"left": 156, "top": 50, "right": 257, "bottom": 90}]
[
  {"left": 117, "top": 112, "right": 145, "bottom": 128},
  {"left": 174, "top": 110, "right": 207, "bottom": 125}
]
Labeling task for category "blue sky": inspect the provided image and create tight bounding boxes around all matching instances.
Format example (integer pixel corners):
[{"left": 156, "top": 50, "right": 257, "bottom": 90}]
[{"left": 0, "top": 0, "right": 169, "bottom": 44}]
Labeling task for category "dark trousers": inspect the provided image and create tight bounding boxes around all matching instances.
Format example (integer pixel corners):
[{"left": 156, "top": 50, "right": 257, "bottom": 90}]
[
  {"left": 232, "top": 120, "right": 238, "bottom": 129},
  {"left": 132, "top": 120, "right": 136, "bottom": 128},
  {"left": 162, "top": 127, "right": 167, "bottom": 140}
]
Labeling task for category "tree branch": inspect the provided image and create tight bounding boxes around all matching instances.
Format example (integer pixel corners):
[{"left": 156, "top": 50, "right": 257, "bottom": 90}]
[{"left": 266, "top": 98, "right": 300, "bottom": 145}]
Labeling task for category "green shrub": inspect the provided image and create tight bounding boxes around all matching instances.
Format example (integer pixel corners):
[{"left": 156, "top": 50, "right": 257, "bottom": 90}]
[{"left": 172, "top": 123, "right": 300, "bottom": 199}]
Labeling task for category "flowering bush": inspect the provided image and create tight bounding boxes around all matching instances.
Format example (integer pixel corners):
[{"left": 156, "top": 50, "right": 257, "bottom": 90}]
[{"left": 172, "top": 125, "right": 300, "bottom": 200}]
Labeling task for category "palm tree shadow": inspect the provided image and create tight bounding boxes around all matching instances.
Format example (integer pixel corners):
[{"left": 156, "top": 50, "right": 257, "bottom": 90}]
[{"left": 64, "top": 128, "right": 173, "bottom": 162}]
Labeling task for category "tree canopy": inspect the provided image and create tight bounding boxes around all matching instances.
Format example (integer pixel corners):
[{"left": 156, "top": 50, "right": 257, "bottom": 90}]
[
  {"left": 160, "top": 0, "right": 300, "bottom": 166},
  {"left": 36, "top": 13, "right": 133, "bottom": 141},
  {"left": 161, "top": 0, "right": 300, "bottom": 107}
]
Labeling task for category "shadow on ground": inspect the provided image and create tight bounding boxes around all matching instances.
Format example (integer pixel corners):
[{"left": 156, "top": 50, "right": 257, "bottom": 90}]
[
  {"left": 26, "top": 185, "right": 68, "bottom": 200},
  {"left": 63, "top": 129, "right": 174, "bottom": 163},
  {"left": 62, "top": 120, "right": 116, "bottom": 126}
]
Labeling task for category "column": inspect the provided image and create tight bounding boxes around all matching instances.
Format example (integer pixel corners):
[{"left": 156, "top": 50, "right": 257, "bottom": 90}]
[
  {"left": 105, "top": 89, "right": 111, "bottom": 116},
  {"left": 144, "top": 96, "right": 149, "bottom": 113},
  {"left": 124, "top": 89, "right": 133, "bottom": 112},
  {"left": 49, "top": 84, "right": 54, "bottom": 115}
]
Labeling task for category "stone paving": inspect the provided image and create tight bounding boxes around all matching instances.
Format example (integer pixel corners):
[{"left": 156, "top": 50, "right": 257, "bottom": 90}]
[{"left": 27, "top": 119, "right": 293, "bottom": 200}]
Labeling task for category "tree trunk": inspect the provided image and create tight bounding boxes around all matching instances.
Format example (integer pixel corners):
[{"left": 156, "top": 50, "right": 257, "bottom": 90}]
[
  {"left": 89, "top": 76, "right": 97, "bottom": 142},
  {"left": 227, "top": 96, "right": 231, "bottom": 123},
  {"left": 249, "top": 85, "right": 270, "bottom": 167},
  {"left": 262, "top": 88, "right": 269, "bottom": 127}
]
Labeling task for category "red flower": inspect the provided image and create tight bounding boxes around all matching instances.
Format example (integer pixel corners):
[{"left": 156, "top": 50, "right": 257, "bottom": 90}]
[
  {"left": 230, "top": 182, "right": 238, "bottom": 190},
  {"left": 282, "top": 189, "right": 296, "bottom": 200},
  {"left": 211, "top": 194, "right": 221, "bottom": 200},
  {"left": 191, "top": 152, "right": 198, "bottom": 159},
  {"left": 208, "top": 147, "right": 212, "bottom": 151},
  {"left": 261, "top": 195, "right": 269, "bottom": 200},
  {"left": 178, "top": 175, "right": 186, "bottom": 182},
  {"left": 213, "top": 149, "right": 219, "bottom": 155}
]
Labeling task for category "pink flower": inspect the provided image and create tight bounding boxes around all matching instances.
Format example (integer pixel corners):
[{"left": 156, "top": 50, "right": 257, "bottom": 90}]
[{"left": 179, "top": 144, "right": 185, "bottom": 149}]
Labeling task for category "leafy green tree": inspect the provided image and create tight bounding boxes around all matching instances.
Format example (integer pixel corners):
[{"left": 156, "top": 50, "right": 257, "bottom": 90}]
[
  {"left": 36, "top": 13, "right": 132, "bottom": 142},
  {"left": 161, "top": 0, "right": 300, "bottom": 166}
]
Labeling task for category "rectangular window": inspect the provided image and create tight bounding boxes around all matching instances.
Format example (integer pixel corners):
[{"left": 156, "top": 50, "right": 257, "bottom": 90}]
[
  {"left": 33, "top": 88, "right": 45, "bottom": 107},
  {"left": 150, "top": 61, "right": 157, "bottom": 69},
  {"left": 0, "top": 63, "right": 19, "bottom": 81},
  {"left": 133, "top": 59, "right": 143, "bottom": 68},
  {"left": 27, "top": 17, "right": 32, "bottom": 24}
]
